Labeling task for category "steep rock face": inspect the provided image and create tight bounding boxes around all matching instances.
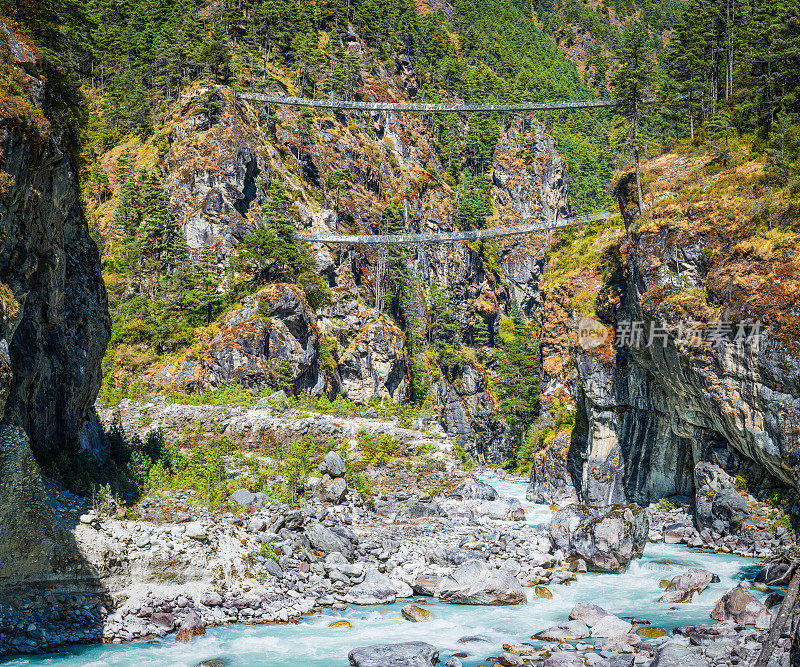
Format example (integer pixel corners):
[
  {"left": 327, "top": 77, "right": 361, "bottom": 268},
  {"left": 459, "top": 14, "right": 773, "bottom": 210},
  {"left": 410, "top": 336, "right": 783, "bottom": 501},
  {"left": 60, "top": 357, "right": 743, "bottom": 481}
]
[
  {"left": 436, "top": 363, "right": 509, "bottom": 463},
  {"left": 338, "top": 317, "right": 406, "bottom": 403},
  {"left": 160, "top": 284, "right": 321, "bottom": 393},
  {"left": 0, "top": 22, "right": 110, "bottom": 462},
  {"left": 530, "top": 149, "right": 800, "bottom": 508}
]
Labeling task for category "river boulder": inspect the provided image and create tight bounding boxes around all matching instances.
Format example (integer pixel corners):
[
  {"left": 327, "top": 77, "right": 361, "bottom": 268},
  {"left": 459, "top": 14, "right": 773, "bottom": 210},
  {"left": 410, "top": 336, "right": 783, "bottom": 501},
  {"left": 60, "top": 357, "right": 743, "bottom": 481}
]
[
  {"left": 549, "top": 504, "right": 648, "bottom": 572},
  {"left": 345, "top": 567, "right": 399, "bottom": 605},
  {"left": 650, "top": 643, "right": 707, "bottom": 667},
  {"left": 569, "top": 602, "right": 611, "bottom": 626},
  {"left": 348, "top": 641, "right": 439, "bottom": 667},
  {"left": 710, "top": 586, "right": 771, "bottom": 628},
  {"left": 175, "top": 610, "right": 205, "bottom": 642},
  {"left": 665, "top": 568, "right": 716, "bottom": 595},
  {"left": 533, "top": 620, "right": 589, "bottom": 641},
  {"left": 437, "top": 559, "right": 525, "bottom": 605}
]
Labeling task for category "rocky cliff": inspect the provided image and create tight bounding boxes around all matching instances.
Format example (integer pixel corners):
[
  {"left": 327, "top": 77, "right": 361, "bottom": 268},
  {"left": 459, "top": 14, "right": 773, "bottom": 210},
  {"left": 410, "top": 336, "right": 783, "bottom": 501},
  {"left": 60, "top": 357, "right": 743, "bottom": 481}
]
[
  {"left": 0, "top": 20, "right": 111, "bottom": 653},
  {"left": 530, "top": 147, "right": 800, "bottom": 525},
  {"left": 0, "top": 22, "right": 110, "bottom": 463}
]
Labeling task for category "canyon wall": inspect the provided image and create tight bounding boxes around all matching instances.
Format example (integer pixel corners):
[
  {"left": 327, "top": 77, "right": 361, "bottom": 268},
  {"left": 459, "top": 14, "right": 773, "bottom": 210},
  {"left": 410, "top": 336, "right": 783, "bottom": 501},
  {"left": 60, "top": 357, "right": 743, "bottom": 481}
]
[{"left": 530, "top": 150, "right": 800, "bottom": 518}]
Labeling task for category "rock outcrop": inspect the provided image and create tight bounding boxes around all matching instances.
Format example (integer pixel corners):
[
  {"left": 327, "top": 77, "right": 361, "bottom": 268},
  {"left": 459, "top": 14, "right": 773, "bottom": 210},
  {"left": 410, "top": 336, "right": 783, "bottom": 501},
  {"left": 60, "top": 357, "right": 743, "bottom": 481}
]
[
  {"left": 0, "top": 23, "right": 110, "bottom": 462},
  {"left": 338, "top": 317, "right": 407, "bottom": 402},
  {"left": 529, "top": 148, "right": 800, "bottom": 516}
]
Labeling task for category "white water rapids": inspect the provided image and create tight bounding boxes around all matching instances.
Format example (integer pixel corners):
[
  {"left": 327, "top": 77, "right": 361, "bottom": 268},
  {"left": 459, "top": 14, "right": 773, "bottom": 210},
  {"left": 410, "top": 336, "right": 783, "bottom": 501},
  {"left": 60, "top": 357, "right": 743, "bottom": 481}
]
[{"left": 8, "top": 476, "right": 763, "bottom": 666}]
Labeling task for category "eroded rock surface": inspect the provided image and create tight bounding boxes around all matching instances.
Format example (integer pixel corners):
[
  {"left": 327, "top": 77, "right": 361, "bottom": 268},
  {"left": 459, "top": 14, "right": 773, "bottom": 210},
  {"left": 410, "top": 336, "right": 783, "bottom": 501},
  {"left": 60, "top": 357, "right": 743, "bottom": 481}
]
[{"left": 549, "top": 504, "right": 648, "bottom": 572}]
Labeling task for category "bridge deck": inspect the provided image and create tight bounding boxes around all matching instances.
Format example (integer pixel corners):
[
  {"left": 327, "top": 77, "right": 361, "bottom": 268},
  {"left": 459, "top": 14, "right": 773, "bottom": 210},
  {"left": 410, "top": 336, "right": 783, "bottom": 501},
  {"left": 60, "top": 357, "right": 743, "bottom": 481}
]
[
  {"left": 294, "top": 212, "right": 610, "bottom": 244},
  {"left": 237, "top": 93, "right": 614, "bottom": 113}
]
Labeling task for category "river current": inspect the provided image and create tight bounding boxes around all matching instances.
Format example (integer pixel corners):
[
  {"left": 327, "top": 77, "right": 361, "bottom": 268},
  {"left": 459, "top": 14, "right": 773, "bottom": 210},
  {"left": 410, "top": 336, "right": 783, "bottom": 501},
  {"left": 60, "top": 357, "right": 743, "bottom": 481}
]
[{"left": 8, "top": 476, "right": 761, "bottom": 667}]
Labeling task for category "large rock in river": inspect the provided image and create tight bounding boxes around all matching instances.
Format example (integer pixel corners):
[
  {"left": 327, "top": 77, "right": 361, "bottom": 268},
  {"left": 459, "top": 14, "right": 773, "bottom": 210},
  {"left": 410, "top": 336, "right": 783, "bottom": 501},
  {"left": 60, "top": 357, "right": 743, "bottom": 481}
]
[
  {"left": 437, "top": 559, "right": 525, "bottom": 605},
  {"left": 710, "top": 586, "right": 771, "bottom": 628},
  {"left": 345, "top": 567, "right": 398, "bottom": 605},
  {"left": 348, "top": 641, "right": 439, "bottom": 667},
  {"left": 549, "top": 504, "right": 648, "bottom": 572}
]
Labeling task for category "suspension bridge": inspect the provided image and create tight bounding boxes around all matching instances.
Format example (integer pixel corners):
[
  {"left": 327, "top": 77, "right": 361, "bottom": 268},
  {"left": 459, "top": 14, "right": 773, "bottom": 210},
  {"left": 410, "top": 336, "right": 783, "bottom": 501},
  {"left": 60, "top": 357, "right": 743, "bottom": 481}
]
[
  {"left": 237, "top": 92, "right": 617, "bottom": 242},
  {"left": 235, "top": 91, "right": 618, "bottom": 311},
  {"left": 293, "top": 211, "right": 611, "bottom": 244},
  {"left": 237, "top": 92, "right": 615, "bottom": 114}
]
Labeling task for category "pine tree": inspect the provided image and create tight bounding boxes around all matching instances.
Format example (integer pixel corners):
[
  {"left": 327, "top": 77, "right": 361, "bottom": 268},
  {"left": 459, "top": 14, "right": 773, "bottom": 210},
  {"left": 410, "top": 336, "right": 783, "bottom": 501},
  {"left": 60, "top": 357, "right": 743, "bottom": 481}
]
[
  {"left": 196, "top": 21, "right": 230, "bottom": 81},
  {"left": 612, "top": 22, "right": 657, "bottom": 212},
  {"left": 196, "top": 244, "right": 220, "bottom": 323},
  {"left": 473, "top": 317, "right": 490, "bottom": 347},
  {"left": 232, "top": 182, "right": 312, "bottom": 286}
]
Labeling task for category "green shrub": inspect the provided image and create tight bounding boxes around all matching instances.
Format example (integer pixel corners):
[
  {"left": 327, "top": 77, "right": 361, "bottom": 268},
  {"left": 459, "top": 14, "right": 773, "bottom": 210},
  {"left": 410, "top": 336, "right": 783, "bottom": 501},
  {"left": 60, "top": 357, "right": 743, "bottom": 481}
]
[{"left": 654, "top": 497, "right": 678, "bottom": 511}]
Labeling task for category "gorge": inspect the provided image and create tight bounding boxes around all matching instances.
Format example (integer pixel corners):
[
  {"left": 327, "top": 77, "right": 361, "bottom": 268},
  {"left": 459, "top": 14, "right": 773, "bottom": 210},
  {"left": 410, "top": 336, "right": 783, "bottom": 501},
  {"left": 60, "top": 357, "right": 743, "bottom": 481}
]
[{"left": 0, "top": 0, "right": 799, "bottom": 663}]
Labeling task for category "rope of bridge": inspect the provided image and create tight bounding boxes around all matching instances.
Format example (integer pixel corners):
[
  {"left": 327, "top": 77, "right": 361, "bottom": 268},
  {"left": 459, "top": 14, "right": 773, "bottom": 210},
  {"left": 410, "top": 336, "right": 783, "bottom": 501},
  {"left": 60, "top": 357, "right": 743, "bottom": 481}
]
[
  {"left": 294, "top": 212, "right": 611, "bottom": 244},
  {"left": 237, "top": 92, "right": 614, "bottom": 113}
]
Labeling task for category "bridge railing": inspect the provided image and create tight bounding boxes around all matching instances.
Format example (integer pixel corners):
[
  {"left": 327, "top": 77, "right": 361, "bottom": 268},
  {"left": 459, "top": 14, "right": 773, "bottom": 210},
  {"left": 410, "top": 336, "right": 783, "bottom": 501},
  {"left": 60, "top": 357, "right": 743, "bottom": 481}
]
[{"left": 293, "top": 212, "right": 611, "bottom": 244}]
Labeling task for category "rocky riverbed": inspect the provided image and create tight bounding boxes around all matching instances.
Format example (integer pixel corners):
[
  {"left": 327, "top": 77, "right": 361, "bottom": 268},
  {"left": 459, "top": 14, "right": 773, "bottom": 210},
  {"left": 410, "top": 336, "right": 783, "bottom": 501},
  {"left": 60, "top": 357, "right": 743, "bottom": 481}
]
[{"left": 3, "top": 467, "right": 797, "bottom": 666}]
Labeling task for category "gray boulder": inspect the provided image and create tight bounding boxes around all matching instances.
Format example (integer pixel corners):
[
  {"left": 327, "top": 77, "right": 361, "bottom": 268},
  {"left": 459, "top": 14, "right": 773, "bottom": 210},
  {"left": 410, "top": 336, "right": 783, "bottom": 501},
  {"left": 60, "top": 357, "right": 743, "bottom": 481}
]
[
  {"left": 305, "top": 522, "right": 354, "bottom": 558},
  {"left": 345, "top": 567, "right": 398, "bottom": 604},
  {"left": 413, "top": 575, "right": 442, "bottom": 596},
  {"left": 549, "top": 504, "right": 648, "bottom": 572},
  {"left": 471, "top": 498, "right": 525, "bottom": 521},
  {"left": 437, "top": 559, "right": 525, "bottom": 605},
  {"left": 448, "top": 478, "right": 498, "bottom": 501},
  {"left": 665, "top": 568, "right": 715, "bottom": 594},
  {"left": 229, "top": 488, "right": 268, "bottom": 508},
  {"left": 320, "top": 450, "right": 347, "bottom": 478},
  {"left": 533, "top": 620, "right": 589, "bottom": 641},
  {"left": 569, "top": 602, "right": 611, "bottom": 627},
  {"left": 650, "top": 643, "right": 707, "bottom": 667},
  {"left": 319, "top": 475, "right": 347, "bottom": 504},
  {"left": 590, "top": 614, "right": 632, "bottom": 638},
  {"left": 543, "top": 653, "right": 585, "bottom": 667},
  {"left": 348, "top": 641, "right": 439, "bottom": 667}
]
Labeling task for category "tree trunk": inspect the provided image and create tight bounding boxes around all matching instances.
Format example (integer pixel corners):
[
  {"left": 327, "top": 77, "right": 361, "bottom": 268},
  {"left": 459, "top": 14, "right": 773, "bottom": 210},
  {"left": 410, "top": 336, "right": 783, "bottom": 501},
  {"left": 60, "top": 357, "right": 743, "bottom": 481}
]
[
  {"left": 634, "top": 100, "right": 643, "bottom": 212},
  {"left": 756, "top": 566, "right": 800, "bottom": 667}
]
